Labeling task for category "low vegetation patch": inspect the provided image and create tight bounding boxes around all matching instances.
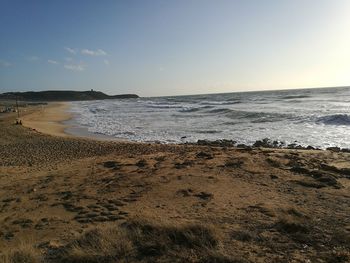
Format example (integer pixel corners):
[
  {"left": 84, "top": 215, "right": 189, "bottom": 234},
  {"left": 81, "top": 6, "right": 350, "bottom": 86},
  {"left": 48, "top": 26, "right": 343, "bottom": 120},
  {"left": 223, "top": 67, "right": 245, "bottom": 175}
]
[
  {"left": 1, "top": 243, "right": 40, "bottom": 263},
  {"left": 231, "top": 229, "right": 264, "bottom": 243},
  {"left": 48, "top": 219, "right": 237, "bottom": 263},
  {"left": 224, "top": 159, "right": 243, "bottom": 168},
  {"left": 275, "top": 216, "right": 310, "bottom": 234}
]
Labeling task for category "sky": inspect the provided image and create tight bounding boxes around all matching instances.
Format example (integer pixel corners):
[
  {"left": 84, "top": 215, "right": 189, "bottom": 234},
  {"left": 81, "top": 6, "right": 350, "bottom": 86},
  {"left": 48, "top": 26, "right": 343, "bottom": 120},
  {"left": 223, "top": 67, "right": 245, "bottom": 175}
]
[{"left": 1, "top": 0, "right": 350, "bottom": 97}]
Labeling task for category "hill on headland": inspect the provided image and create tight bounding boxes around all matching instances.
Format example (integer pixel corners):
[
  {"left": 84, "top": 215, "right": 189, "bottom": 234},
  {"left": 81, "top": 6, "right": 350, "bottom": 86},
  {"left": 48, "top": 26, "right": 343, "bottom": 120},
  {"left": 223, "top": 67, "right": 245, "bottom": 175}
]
[{"left": 0, "top": 90, "right": 139, "bottom": 101}]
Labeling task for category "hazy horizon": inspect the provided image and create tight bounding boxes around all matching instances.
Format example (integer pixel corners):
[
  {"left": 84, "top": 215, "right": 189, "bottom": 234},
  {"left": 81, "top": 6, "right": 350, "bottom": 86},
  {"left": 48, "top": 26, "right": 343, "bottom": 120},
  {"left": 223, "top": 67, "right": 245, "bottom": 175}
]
[
  {"left": 3, "top": 85, "right": 350, "bottom": 99},
  {"left": 1, "top": 0, "right": 350, "bottom": 97}
]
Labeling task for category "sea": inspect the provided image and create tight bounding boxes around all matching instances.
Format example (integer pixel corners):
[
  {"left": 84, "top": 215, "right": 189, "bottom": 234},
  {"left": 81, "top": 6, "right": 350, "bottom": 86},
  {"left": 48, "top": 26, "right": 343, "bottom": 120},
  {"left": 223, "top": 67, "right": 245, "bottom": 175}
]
[{"left": 66, "top": 87, "right": 350, "bottom": 149}]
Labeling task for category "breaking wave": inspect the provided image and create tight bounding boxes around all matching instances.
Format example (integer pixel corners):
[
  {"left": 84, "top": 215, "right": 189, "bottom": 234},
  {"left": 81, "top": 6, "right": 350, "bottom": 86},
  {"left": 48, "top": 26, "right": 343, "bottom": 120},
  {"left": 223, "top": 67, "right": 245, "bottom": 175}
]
[
  {"left": 316, "top": 114, "right": 350, "bottom": 126},
  {"left": 68, "top": 87, "right": 350, "bottom": 148}
]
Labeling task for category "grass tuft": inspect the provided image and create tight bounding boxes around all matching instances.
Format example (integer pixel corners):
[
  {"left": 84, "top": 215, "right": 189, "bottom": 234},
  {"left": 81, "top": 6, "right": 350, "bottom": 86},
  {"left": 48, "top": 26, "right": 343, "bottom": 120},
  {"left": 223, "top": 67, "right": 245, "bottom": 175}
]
[
  {"left": 1, "top": 244, "right": 40, "bottom": 263},
  {"left": 275, "top": 216, "right": 310, "bottom": 234},
  {"left": 50, "top": 218, "right": 236, "bottom": 263},
  {"left": 58, "top": 227, "right": 133, "bottom": 263}
]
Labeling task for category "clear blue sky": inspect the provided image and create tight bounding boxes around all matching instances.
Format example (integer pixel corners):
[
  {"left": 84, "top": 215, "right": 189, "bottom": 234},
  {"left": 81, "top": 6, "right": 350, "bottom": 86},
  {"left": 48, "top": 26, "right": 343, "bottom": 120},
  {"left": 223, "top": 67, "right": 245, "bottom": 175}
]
[{"left": 1, "top": 0, "right": 350, "bottom": 96}]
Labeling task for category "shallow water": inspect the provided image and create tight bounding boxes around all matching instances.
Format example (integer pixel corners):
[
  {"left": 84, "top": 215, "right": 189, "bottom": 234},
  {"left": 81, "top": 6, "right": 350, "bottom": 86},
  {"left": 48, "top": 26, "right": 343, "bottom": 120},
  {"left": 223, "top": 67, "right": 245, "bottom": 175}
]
[{"left": 68, "top": 87, "right": 350, "bottom": 148}]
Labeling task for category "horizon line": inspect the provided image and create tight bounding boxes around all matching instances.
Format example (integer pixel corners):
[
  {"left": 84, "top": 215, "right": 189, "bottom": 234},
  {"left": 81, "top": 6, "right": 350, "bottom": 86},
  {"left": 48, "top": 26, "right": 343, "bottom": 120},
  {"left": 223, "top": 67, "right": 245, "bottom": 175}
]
[{"left": 1, "top": 85, "right": 349, "bottom": 99}]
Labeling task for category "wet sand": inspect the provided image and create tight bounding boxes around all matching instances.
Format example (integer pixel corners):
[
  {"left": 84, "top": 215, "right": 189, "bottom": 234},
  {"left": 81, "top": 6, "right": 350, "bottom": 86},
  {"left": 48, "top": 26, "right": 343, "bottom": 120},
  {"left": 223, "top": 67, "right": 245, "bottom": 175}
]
[{"left": 0, "top": 103, "right": 349, "bottom": 262}]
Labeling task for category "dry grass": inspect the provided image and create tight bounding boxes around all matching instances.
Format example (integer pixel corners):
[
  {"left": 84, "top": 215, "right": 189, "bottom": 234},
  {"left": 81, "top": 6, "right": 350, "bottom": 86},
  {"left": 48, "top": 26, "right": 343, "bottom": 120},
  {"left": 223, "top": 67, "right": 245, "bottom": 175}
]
[
  {"left": 45, "top": 218, "right": 239, "bottom": 263},
  {"left": 0, "top": 243, "right": 41, "bottom": 263},
  {"left": 275, "top": 216, "right": 310, "bottom": 234},
  {"left": 1, "top": 219, "right": 239, "bottom": 262},
  {"left": 56, "top": 227, "right": 132, "bottom": 262}
]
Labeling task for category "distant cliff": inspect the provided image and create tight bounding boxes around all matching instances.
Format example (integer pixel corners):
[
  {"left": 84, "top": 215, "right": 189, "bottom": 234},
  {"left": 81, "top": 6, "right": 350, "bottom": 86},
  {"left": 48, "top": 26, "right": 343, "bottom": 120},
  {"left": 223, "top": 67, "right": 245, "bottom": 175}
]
[{"left": 0, "top": 90, "right": 139, "bottom": 101}]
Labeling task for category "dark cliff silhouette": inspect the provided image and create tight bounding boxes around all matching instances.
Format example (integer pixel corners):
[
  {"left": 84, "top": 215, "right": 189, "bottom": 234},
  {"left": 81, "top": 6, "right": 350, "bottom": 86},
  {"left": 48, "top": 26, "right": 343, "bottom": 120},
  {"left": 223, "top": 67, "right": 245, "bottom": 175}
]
[{"left": 0, "top": 90, "right": 139, "bottom": 101}]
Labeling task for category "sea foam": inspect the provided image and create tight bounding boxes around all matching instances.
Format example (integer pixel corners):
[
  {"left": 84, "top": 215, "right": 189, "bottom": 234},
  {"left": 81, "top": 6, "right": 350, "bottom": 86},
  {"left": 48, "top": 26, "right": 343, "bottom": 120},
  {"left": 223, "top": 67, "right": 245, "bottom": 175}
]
[{"left": 67, "top": 87, "right": 350, "bottom": 149}]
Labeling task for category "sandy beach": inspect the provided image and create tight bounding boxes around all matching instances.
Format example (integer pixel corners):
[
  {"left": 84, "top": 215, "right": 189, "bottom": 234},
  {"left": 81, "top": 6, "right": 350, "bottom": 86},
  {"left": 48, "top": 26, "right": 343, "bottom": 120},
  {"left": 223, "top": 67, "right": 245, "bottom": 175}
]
[
  {"left": 21, "top": 102, "right": 72, "bottom": 138},
  {"left": 0, "top": 103, "right": 349, "bottom": 262}
]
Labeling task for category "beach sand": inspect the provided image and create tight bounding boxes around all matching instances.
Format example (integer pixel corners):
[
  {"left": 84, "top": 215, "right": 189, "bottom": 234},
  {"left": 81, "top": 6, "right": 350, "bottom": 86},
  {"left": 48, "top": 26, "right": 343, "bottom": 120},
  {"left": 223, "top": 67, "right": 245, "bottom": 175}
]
[
  {"left": 0, "top": 103, "right": 349, "bottom": 262},
  {"left": 21, "top": 102, "right": 72, "bottom": 138}
]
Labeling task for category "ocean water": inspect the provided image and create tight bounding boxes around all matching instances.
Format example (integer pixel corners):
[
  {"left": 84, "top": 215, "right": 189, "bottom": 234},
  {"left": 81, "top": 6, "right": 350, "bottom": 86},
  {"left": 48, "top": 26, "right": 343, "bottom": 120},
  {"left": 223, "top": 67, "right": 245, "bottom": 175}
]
[{"left": 67, "top": 87, "right": 350, "bottom": 149}]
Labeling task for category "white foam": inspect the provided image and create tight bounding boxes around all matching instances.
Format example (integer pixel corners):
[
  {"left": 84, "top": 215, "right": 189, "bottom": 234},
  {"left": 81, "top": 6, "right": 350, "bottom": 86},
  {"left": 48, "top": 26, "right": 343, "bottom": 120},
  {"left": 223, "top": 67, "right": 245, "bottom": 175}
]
[{"left": 66, "top": 88, "right": 350, "bottom": 148}]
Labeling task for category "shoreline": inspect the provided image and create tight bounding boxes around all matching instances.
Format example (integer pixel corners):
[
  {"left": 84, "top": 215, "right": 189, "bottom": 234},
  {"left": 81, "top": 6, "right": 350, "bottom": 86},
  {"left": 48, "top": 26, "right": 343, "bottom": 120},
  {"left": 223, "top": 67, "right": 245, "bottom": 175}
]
[
  {"left": 21, "top": 102, "right": 121, "bottom": 141},
  {"left": 21, "top": 102, "right": 73, "bottom": 138},
  {"left": 19, "top": 102, "right": 346, "bottom": 151},
  {"left": 16, "top": 101, "right": 350, "bottom": 152}
]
